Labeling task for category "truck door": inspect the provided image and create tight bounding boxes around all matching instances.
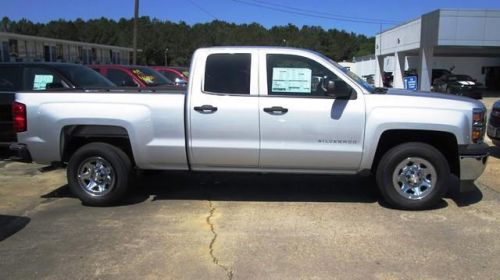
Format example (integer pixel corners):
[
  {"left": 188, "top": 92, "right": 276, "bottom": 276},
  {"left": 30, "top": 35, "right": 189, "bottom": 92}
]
[
  {"left": 258, "top": 53, "right": 365, "bottom": 171},
  {"left": 188, "top": 51, "right": 260, "bottom": 169}
]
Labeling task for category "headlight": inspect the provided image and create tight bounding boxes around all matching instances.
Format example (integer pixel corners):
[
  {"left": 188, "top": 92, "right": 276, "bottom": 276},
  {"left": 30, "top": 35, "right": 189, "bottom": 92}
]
[{"left": 472, "top": 108, "right": 485, "bottom": 143}]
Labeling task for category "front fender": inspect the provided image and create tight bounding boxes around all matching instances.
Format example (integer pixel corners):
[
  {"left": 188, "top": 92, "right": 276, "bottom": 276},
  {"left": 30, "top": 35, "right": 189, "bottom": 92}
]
[{"left": 360, "top": 107, "right": 469, "bottom": 170}]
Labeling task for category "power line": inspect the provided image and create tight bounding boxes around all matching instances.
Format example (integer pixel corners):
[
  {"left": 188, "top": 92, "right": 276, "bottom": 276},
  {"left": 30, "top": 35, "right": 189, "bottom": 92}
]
[
  {"left": 186, "top": 0, "right": 218, "bottom": 20},
  {"left": 250, "top": 0, "right": 401, "bottom": 24},
  {"left": 232, "top": 0, "right": 400, "bottom": 25}
]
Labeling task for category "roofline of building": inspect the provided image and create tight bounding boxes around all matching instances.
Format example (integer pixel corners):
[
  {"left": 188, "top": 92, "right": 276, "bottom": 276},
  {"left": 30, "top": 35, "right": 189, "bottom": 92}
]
[
  {"left": 376, "top": 8, "right": 500, "bottom": 36},
  {"left": 353, "top": 54, "right": 375, "bottom": 62},
  {"left": 0, "top": 32, "right": 134, "bottom": 51}
]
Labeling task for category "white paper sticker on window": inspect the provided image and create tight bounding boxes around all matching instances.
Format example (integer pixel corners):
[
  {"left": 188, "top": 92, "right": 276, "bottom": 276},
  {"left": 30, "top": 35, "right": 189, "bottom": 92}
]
[
  {"left": 33, "top": 74, "right": 54, "bottom": 90},
  {"left": 271, "top": 67, "right": 312, "bottom": 93}
]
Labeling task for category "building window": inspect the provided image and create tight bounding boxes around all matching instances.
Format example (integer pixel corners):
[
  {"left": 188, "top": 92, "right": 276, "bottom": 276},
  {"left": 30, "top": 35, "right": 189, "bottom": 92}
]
[
  {"left": 56, "top": 44, "right": 63, "bottom": 60},
  {"left": 78, "top": 46, "right": 83, "bottom": 62},
  {"left": 43, "top": 45, "right": 57, "bottom": 62},
  {"left": 91, "top": 48, "right": 97, "bottom": 64},
  {"left": 8, "top": 39, "right": 18, "bottom": 59},
  {"left": 0, "top": 42, "right": 9, "bottom": 62}
]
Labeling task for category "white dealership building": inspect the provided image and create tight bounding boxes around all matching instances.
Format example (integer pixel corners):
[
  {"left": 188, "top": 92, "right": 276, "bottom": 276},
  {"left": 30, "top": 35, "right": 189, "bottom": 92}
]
[{"left": 349, "top": 9, "right": 500, "bottom": 91}]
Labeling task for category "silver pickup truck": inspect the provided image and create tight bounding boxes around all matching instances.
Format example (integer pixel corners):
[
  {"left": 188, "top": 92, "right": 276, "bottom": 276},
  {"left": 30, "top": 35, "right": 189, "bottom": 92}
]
[{"left": 10, "top": 47, "right": 489, "bottom": 209}]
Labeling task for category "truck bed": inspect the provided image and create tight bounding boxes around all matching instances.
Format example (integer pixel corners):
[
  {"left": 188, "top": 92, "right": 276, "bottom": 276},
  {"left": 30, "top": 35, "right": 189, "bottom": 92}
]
[{"left": 15, "top": 89, "right": 189, "bottom": 169}]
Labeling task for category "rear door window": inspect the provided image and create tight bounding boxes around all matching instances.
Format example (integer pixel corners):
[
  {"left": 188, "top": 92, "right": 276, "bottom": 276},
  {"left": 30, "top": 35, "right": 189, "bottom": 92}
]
[
  {"left": 0, "top": 66, "right": 21, "bottom": 91},
  {"left": 23, "top": 67, "right": 67, "bottom": 90},
  {"left": 204, "top": 53, "right": 251, "bottom": 94}
]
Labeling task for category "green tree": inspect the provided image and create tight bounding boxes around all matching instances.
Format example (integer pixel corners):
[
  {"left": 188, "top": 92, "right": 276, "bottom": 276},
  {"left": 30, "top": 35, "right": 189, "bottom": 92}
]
[{"left": 2, "top": 17, "right": 375, "bottom": 65}]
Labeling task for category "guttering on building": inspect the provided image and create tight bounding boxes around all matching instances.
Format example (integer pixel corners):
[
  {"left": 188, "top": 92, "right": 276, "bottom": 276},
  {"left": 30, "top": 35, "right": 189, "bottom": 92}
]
[
  {"left": 0, "top": 32, "right": 133, "bottom": 65},
  {"left": 373, "top": 9, "right": 500, "bottom": 90}
]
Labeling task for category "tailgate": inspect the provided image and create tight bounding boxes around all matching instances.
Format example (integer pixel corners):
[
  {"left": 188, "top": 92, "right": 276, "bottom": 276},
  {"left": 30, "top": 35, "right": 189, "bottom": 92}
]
[{"left": 0, "top": 92, "right": 15, "bottom": 144}]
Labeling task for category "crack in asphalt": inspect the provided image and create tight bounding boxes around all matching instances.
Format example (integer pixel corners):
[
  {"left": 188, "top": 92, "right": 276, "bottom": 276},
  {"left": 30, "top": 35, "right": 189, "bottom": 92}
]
[{"left": 206, "top": 200, "right": 233, "bottom": 280}]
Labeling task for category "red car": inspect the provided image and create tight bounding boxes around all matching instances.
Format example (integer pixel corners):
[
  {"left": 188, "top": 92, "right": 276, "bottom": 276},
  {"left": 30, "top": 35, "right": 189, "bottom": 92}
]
[
  {"left": 150, "top": 66, "right": 188, "bottom": 87},
  {"left": 89, "top": 65, "right": 174, "bottom": 88}
]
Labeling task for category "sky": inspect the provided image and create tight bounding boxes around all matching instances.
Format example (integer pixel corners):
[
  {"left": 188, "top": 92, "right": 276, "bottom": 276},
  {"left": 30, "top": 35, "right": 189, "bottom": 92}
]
[{"left": 2, "top": 0, "right": 500, "bottom": 36}]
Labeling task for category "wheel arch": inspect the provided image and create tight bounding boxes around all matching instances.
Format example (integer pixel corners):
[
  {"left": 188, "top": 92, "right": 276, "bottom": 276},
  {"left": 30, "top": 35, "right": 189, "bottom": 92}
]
[
  {"left": 370, "top": 129, "right": 459, "bottom": 177},
  {"left": 60, "top": 125, "right": 135, "bottom": 165}
]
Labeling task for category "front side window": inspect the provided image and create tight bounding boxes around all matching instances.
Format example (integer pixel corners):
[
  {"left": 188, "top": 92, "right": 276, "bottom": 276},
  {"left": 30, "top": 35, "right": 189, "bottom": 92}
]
[
  {"left": 204, "top": 53, "right": 251, "bottom": 94},
  {"left": 106, "top": 69, "right": 137, "bottom": 87},
  {"left": 159, "top": 70, "right": 177, "bottom": 83},
  {"left": 23, "top": 67, "right": 66, "bottom": 90},
  {"left": 55, "top": 64, "right": 116, "bottom": 88},
  {"left": 267, "top": 54, "right": 351, "bottom": 97},
  {"left": 130, "top": 67, "right": 171, "bottom": 86}
]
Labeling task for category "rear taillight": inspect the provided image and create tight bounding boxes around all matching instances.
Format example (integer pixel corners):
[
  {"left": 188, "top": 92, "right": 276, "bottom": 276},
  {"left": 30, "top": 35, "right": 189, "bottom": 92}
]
[{"left": 12, "top": 102, "right": 27, "bottom": 133}]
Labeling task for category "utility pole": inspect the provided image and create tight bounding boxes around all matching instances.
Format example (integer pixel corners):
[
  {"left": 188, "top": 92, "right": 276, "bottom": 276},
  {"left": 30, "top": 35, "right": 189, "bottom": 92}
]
[
  {"left": 164, "top": 48, "right": 169, "bottom": 66},
  {"left": 133, "top": 0, "right": 139, "bottom": 65}
]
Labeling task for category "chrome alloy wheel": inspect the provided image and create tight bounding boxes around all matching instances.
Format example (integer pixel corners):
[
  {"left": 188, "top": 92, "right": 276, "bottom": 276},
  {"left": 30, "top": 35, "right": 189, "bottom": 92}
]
[
  {"left": 392, "top": 157, "right": 437, "bottom": 200},
  {"left": 77, "top": 157, "right": 115, "bottom": 197}
]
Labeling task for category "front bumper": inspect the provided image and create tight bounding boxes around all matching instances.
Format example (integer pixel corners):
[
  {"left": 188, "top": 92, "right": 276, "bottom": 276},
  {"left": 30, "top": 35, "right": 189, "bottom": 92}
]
[{"left": 458, "top": 143, "right": 489, "bottom": 181}]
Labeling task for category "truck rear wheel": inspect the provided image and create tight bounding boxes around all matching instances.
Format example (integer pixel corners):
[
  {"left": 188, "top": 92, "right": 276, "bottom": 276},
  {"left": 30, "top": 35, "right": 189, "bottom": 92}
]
[
  {"left": 67, "top": 142, "right": 132, "bottom": 206},
  {"left": 375, "top": 142, "right": 450, "bottom": 210}
]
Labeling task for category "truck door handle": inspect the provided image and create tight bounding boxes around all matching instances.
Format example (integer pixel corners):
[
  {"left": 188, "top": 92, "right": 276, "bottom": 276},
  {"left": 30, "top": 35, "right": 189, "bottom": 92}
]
[
  {"left": 263, "top": 106, "right": 288, "bottom": 114},
  {"left": 194, "top": 105, "right": 218, "bottom": 113}
]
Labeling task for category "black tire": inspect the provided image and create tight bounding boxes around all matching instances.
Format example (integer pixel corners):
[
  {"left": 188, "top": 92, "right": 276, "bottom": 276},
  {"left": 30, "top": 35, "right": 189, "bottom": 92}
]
[
  {"left": 375, "top": 142, "right": 450, "bottom": 210},
  {"left": 67, "top": 142, "right": 132, "bottom": 206}
]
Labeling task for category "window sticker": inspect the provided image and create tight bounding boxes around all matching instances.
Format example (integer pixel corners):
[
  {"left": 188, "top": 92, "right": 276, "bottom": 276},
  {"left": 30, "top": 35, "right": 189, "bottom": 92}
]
[
  {"left": 33, "top": 74, "right": 54, "bottom": 90},
  {"left": 271, "top": 67, "right": 312, "bottom": 93}
]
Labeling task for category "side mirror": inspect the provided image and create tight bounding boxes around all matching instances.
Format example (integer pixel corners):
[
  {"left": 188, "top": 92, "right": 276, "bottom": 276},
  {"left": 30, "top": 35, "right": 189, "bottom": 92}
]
[
  {"left": 324, "top": 79, "right": 352, "bottom": 99},
  {"left": 326, "top": 80, "right": 335, "bottom": 93}
]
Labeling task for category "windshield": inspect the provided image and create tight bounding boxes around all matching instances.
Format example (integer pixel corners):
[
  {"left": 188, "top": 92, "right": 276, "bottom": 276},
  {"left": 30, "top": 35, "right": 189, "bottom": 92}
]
[
  {"left": 54, "top": 64, "right": 116, "bottom": 88},
  {"left": 450, "top": 75, "right": 474, "bottom": 82},
  {"left": 130, "top": 67, "right": 172, "bottom": 86},
  {"left": 316, "top": 52, "right": 375, "bottom": 93}
]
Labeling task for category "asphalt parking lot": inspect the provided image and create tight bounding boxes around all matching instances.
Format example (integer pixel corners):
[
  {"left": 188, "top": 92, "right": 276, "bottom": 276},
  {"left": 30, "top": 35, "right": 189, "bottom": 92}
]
[{"left": 1, "top": 99, "right": 499, "bottom": 279}]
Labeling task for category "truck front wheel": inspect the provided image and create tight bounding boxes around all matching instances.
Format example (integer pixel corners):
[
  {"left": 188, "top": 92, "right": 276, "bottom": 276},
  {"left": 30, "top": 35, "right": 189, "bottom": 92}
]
[
  {"left": 67, "top": 142, "right": 132, "bottom": 206},
  {"left": 376, "top": 142, "right": 450, "bottom": 210}
]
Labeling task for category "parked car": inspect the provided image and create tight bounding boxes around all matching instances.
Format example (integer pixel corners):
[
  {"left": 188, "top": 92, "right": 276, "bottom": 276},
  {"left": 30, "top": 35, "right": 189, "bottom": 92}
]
[
  {"left": 10, "top": 47, "right": 488, "bottom": 210},
  {"left": 168, "top": 66, "right": 189, "bottom": 77},
  {"left": 150, "top": 66, "right": 188, "bottom": 87},
  {"left": 432, "top": 74, "right": 482, "bottom": 99},
  {"left": 487, "top": 100, "right": 500, "bottom": 146},
  {"left": 0, "top": 62, "right": 116, "bottom": 149},
  {"left": 90, "top": 65, "right": 175, "bottom": 88},
  {"left": 432, "top": 69, "right": 452, "bottom": 82}
]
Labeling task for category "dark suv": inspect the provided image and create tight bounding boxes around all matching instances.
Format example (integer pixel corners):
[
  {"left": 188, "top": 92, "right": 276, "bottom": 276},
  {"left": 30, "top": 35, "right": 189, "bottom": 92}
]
[
  {"left": 0, "top": 63, "right": 116, "bottom": 150},
  {"left": 487, "top": 100, "right": 500, "bottom": 146}
]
